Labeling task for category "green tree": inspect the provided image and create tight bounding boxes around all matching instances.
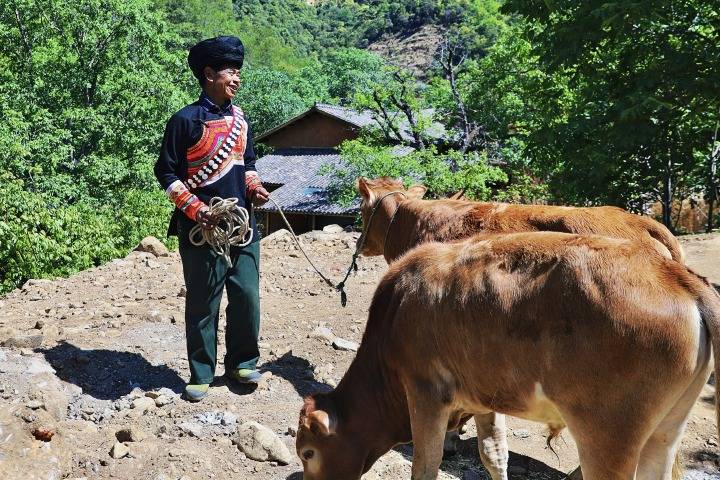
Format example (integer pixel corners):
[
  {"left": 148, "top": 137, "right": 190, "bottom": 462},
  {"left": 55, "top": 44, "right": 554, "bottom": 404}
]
[
  {"left": 328, "top": 138, "right": 507, "bottom": 206},
  {"left": 504, "top": 0, "right": 720, "bottom": 229},
  {"left": 0, "top": 0, "right": 186, "bottom": 293}
]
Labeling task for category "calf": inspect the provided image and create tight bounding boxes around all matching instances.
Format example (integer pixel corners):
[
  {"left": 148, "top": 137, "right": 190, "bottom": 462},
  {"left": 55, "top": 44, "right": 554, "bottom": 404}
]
[
  {"left": 356, "top": 176, "right": 686, "bottom": 478},
  {"left": 298, "top": 232, "right": 719, "bottom": 480}
]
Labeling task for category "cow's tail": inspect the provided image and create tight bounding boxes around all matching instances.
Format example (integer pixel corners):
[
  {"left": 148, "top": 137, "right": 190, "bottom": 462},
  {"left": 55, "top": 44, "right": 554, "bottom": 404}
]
[{"left": 698, "top": 284, "right": 720, "bottom": 462}]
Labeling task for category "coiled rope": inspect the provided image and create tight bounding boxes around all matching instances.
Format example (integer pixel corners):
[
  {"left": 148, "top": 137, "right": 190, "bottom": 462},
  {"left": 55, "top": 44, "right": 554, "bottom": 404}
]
[
  {"left": 188, "top": 197, "right": 253, "bottom": 266},
  {"left": 188, "top": 191, "right": 406, "bottom": 306}
]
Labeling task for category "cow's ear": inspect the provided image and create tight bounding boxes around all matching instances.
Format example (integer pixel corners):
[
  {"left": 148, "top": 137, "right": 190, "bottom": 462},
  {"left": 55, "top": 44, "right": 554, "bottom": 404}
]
[
  {"left": 407, "top": 184, "right": 427, "bottom": 199},
  {"left": 356, "top": 177, "right": 375, "bottom": 202},
  {"left": 307, "top": 409, "right": 334, "bottom": 436}
]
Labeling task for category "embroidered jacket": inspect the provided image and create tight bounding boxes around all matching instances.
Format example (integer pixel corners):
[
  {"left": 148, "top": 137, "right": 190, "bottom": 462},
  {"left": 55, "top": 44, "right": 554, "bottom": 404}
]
[{"left": 154, "top": 93, "right": 261, "bottom": 244}]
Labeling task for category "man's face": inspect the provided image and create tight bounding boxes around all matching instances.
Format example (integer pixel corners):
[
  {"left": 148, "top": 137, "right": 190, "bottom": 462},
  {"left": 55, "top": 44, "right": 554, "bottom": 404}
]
[{"left": 204, "top": 64, "right": 241, "bottom": 102}]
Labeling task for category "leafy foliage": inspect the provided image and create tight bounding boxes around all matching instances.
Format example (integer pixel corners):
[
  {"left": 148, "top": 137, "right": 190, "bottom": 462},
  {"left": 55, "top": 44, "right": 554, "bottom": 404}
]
[
  {"left": 0, "top": 0, "right": 183, "bottom": 293},
  {"left": 3, "top": 0, "right": 717, "bottom": 296},
  {"left": 502, "top": 0, "right": 720, "bottom": 225},
  {"left": 327, "top": 139, "right": 507, "bottom": 205}
]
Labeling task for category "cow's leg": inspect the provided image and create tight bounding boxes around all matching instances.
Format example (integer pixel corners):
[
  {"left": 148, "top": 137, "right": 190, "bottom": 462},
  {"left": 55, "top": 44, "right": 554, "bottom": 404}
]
[
  {"left": 567, "top": 413, "right": 644, "bottom": 480},
  {"left": 474, "top": 412, "right": 508, "bottom": 480},
  {"left": 442, "top": 430, "right": 460, "bottom": 456},
  {"left": 636, "top": 334, "right": 711, "bottom": 480},
  {"left": 574, "top": 440, "right": 641, "bottom": 480},
  {"left": 406, "top": 382, "right": 452, "bottom": 480}
]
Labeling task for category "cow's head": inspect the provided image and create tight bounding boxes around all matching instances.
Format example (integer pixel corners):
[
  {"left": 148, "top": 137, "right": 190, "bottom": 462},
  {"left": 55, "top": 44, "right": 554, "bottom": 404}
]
[
  {"left": 355, "top": 177, "right": 427, "bottom": 256},
  {"left": 297, "top": 394, "right": 373, "bottom": 480}
]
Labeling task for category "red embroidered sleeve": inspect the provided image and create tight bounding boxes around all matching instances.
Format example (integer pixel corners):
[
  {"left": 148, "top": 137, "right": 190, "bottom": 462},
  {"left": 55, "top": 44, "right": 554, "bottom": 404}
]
[
  {"left": 245, "top": 170, "right": 262, "bottom": 198},
  {"left": 166, "top": 180, "right": 206, "bottom": 221}
]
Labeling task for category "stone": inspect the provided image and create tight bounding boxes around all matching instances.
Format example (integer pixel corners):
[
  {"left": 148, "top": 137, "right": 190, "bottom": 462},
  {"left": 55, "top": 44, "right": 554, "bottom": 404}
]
[
  {"left": 154, "top": 395, "right": 172, "bottom": 407},
  {"left": 110, "top": 441, "right": 129, "bottom": 459},
  {"left": 310, "top": 326, "right": 336, "bottom": 344},
  {"left": 26, "top": 400, "right": 45, "bottom": 410},
  {"left": 332, "top": 337, "right": 359, "bottom": 352},
  {"left": 133, "top": 236, "right": 169, "bottom": 257},
  {"left": 37, "top": 388, "right": 68, "bottom": 421},
  {"left": 260, "top": 229, "right": 291, "bottom": 246},
  {"left": 116, "top": 426, "right": 147, "bottom": 443},
  {"left": 34, "top": 320, "right": 45, "bottom": 329},
  {"left": 222, "top": 412, "right": 238, "bottom": 426},
  {"left": 512, "top": 428, "right": 530, "bottom": 438},
  {"left": 22, "top": 278, "right": 53, "bottom": 290},
  {"left": 234, "top": 421, "right": 293, "bottom": 465},
  {"left": 195, "top": 412, "right": 223, "bottom": 425},
  {"left": 3, "top": 334, "right": 43, "bottom": 349},
  {"left": 25, "top": 358, "right": 55, "bottom": 375},
  {"left": 144, "top": 309, "right": 173, "bottom": 324},
  {"left": 179, "top": 421, "right": 204, "bottom": 438},
  {"left": 131, "top": 396, "right": 156, "bottom": 412},
  {"left": 322, "top": 224, "right": 344, "bottom": 234}
]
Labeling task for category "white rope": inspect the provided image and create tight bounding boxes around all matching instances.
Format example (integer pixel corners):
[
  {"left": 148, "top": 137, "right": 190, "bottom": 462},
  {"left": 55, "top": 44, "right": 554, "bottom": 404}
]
[{"left": 188, "top": 197, "right": 253, "bottom": 266}]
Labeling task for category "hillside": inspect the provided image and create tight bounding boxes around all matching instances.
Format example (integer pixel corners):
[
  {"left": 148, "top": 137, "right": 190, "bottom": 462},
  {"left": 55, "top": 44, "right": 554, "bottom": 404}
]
[{"left": 0, "top": 230, "right": 719, "bottom": 479}]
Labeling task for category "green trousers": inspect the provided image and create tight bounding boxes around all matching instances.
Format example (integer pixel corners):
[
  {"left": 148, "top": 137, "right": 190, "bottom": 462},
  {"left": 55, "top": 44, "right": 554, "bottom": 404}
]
[{"left": 179, "top": 241, "right": 261, "bottom": 385}]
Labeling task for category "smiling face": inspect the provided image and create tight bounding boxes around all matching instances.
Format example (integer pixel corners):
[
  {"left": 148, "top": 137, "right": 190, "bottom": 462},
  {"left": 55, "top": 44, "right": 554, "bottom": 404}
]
[{"left": 203, "top": 64, "right": 241, "bottom": 103}]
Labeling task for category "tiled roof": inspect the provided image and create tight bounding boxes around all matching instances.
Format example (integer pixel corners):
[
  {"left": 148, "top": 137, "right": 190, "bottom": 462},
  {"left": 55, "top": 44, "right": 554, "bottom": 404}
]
[
  {"left": 256, "top": 103, "right": 446, "bottom": 145},
  {"left": 254, "top": 149, "right": 359, "bottom": 215}
]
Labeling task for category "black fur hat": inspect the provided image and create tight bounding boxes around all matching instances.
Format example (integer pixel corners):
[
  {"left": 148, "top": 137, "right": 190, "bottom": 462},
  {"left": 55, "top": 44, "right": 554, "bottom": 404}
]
[{"left": 188, "top": 36, "right": 245, "bottom": 80}]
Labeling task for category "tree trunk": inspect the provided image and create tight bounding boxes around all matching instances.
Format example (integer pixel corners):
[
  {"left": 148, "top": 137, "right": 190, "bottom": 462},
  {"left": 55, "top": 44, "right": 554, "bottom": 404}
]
[
  {"left": 706, "top": 120, "right": 719, "bottom": 233},
  {"left": 662, "top": 170, "right": 673, "bottom": 231}
]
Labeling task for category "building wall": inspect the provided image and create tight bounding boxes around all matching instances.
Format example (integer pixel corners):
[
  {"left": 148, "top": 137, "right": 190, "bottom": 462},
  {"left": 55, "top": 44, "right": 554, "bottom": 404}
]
[{"left": 261, "top": 113, "right": 359, "bottom": 149}]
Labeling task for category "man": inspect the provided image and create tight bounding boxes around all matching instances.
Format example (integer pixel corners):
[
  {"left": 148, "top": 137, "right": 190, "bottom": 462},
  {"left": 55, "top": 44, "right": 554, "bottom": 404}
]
[{"left": 154, "top": 36, "right": 270, "bottom": 402}]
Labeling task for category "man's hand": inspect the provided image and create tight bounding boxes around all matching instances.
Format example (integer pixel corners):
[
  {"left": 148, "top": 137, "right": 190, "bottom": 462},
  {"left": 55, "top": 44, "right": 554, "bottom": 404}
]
[
  {"left": 252, "top": 186, "right": 270, "bottom": 206},
  {"left": 196, "top": 207, "right": 218, "bottom": 230}
]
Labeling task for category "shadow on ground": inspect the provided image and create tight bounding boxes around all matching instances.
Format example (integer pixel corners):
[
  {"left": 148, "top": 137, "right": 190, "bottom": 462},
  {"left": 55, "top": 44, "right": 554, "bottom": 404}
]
[
  {"left": 210, "top": 374, "right": 258, "bottom": 396},
  {"left": 285, "top": 472, "right": 303, "bottom": 480},
  {"left": 41, "top": 341, "right": 185, "bottom": 400},
  {"left": 260, "top": 351, "right": 332, "bottom": 397},
  {"left": 392, "top": 437, "right": 569, "bottom": 480}
]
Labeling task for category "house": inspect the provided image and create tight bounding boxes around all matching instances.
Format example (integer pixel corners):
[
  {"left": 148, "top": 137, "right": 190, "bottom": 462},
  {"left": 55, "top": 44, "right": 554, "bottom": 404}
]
[{"left": 253, "top": 103, "right": 445, "bottom": 235}]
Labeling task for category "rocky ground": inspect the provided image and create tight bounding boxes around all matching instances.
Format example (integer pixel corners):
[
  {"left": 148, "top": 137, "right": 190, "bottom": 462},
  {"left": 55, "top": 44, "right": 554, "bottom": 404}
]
[{"left": 0, "top": 229, "right": 719, "bottom": 480}]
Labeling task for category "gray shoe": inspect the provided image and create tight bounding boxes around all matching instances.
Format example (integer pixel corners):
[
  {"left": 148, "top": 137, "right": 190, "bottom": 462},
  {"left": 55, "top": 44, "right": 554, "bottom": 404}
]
[
  {"left": 183, "top": 383, "right": 209, "bottom": 402},
  {"left": 226, "top": 368, "right": 262, "bottom": 385}
]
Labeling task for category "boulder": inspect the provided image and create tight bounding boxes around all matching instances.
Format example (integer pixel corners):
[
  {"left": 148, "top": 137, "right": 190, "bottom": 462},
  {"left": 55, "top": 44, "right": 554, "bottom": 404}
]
[
  {"left": 110, "top": 441, "right": 129, "bottom": 459},
  {"left": 310, "top": 326, "right": 336, "bottom": 344},
  {"left": 116, "top": 426, "right": 147, "bottom": 443},
  {"left": 2, "top": 334, "right": 43, "bottom": 349},
  {"left": 322, "top": 224, "right": 344, "bottom": 234},
  {"left": 260, "top": 229, "right": 291, "bottom": 246},
  {"left": 234, "top": 421, "right": 293, "bottom": 465},
  {"left": 133, "top": 237, "right": 169, "bottom": 257},
  {"left": 332, "top": 337, "right": 359, "bottom": 352}
]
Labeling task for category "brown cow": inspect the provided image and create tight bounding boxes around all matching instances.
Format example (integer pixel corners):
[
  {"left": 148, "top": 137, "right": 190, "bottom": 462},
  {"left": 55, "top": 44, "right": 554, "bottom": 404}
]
[
  {"left": 297, "top": 232, "right": 719, "bottom": 480},
  {"left": 355, "top": 176, "right": 686, "bottom": 478},
  {"left": 355, "top": 177, "right": 684, "bottom": 264}
]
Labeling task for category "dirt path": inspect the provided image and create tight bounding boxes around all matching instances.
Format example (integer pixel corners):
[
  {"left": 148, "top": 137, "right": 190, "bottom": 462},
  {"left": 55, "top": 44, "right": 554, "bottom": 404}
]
[{"left": 0, "top": 231, "right": 718, "bottom": 479}]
